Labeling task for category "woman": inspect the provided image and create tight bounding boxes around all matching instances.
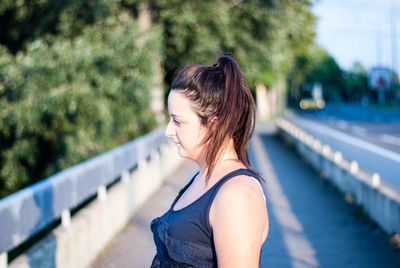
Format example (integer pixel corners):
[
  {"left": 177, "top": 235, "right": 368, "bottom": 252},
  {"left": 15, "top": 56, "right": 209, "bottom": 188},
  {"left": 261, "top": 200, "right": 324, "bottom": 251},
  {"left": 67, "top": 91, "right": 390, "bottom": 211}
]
[{"left": 150, "top": 54, "right": 269, "bottom": 267}]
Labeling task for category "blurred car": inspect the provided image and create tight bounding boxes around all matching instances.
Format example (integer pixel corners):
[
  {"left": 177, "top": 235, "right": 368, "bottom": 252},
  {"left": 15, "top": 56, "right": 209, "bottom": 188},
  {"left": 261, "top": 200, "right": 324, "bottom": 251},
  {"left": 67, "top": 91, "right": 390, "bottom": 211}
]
[{"left": 299, "top": 98, "right": 325, "bottom": 110}]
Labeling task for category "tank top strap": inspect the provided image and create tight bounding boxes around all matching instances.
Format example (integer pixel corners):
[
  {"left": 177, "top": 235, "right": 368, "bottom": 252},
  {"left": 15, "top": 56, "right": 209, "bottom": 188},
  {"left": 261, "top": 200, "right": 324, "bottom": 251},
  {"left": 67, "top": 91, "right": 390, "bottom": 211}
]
[
  {"left": 206, "top": 168, "right": 264, "bottom": 226},
  {"left": 170, "top": 171, "right": 199, "bottom": 210},
  {"left": 212, "top": 168, "right": 264, "bottom": 191}
]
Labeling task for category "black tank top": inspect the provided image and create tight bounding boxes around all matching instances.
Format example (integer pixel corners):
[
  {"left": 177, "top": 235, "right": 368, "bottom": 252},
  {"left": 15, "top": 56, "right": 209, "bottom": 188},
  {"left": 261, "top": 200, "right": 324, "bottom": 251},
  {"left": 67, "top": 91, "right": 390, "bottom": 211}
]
[{"left": 150, "top": 168, "right": 266, "bottom": 267}]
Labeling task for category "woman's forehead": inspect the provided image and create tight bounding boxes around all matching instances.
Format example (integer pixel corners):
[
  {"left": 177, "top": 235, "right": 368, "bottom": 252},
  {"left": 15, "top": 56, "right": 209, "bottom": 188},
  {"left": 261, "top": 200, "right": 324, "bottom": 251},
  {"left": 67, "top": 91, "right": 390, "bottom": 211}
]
[
  {"left": 168, "top": 90, "right": 196, "bottom": 118},
  {"left": 168, "top": 91, "right": 192, "bottom": 115}
]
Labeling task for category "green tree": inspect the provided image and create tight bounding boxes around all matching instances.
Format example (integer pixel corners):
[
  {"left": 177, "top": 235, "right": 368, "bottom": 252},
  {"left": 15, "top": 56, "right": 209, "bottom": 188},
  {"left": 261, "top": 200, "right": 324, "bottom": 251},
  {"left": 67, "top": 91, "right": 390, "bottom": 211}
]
[
  {"left": 0, "top": 0, "right": 119, "bottom": 54},
  {"left": 0, "top": 11, "right": 162, "bottom": 198},
  {"left": 121, "top": 0, "right": 315, "bottom": 118},
  {"left": 229, "top": 0, "right": 316, "bottom": 114},
  {"left": 290, "top": 46, "right": 345, "bottom": 103},
  {"left": 343, "top": 62, "right": 368, "bottom": 102}
]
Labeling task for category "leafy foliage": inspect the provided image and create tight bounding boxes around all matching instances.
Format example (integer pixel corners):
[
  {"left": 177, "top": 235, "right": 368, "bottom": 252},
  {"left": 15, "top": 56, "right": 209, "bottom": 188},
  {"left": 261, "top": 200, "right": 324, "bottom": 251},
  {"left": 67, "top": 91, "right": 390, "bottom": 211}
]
[
  {"left": 0, "top": 0, "right": 316, "bottom": 197},
  {"left": 343, "top": 63, "right": 368, "bottom": 102},
  {"left": 290, "top": 45, "right": 370, "bottom": 103},
  {"left": 121, "top": 0, "right": 316, "bottom": 89},
  {"left": 0, "top": 0, "right": 117, "bottom": 53},
  {"left": 0, "top": 12, "right": 162, "bottom": 197}
]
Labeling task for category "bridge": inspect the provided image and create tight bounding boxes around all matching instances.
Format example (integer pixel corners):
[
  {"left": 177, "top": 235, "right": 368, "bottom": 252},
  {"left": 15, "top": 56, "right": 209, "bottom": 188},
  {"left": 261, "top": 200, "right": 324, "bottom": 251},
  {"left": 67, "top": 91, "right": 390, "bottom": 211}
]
[{"left": 1, "top": 107, "right": 400, "bottom": 268}]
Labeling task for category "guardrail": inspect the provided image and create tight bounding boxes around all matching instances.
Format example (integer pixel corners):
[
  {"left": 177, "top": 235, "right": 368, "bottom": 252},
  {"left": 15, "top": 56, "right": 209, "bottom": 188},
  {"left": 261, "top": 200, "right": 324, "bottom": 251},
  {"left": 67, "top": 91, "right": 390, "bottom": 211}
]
[
  {"left": 0, "top": 127, "right": 182, "bottom": 268},
  {"left": 277, "top": 117, "right": 400, "bottom": 236}
]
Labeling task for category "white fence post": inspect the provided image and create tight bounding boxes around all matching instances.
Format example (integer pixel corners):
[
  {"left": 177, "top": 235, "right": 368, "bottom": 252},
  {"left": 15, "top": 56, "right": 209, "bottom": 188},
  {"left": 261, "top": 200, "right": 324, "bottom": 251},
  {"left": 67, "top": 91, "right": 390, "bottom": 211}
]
[
  {"left": 372, "top": 173, "right": 381, "bottom": 188},
  {"left": 334, "top": 151, "right": 342, "bottom": 164},
  {"left": 61, "top": 209, "right": 71, "bottom": 228},
  {"left": 138, "top": 158, "right": 147, "bottom": 170},
  {"left": 0, "top": 252, "right": 7, "bottom": 268},
  {"left": 350, "top": 161, "right": 359, "bottom": 174},
  {"left": 97, "top": 185, "right": 107, "bottom": 201},
  {"left": 121, "top": 169, "right": 130, "bottom": 184}
]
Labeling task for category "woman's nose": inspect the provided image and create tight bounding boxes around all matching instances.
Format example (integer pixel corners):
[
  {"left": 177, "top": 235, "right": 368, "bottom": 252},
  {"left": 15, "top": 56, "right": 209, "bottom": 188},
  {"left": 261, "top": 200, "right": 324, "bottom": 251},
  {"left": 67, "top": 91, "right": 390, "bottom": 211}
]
[{"left": 164, "top": 120, "right": 175, "bottom": 139}]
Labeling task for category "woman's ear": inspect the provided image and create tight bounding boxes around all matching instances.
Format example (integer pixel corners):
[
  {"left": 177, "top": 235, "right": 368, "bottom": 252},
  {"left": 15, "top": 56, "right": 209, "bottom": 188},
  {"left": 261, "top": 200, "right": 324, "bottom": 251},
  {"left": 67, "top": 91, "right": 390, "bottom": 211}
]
[{"left": 208, "top": 116, "right": 218, "bottom": 126}]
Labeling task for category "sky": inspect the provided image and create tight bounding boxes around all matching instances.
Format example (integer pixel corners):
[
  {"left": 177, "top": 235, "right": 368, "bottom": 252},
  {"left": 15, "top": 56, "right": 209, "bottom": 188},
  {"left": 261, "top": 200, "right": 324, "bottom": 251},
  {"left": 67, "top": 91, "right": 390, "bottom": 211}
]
[{"left": 312, "top": 0, "right": 400, "bottom": 73}]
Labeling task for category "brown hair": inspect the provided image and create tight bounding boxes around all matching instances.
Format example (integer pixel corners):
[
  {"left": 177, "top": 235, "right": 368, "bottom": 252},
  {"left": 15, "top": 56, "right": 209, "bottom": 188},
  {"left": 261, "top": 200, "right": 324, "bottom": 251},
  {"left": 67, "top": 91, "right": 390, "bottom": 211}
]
[{"left": 171, "top": 53, "right": 262, "bottom": 184}]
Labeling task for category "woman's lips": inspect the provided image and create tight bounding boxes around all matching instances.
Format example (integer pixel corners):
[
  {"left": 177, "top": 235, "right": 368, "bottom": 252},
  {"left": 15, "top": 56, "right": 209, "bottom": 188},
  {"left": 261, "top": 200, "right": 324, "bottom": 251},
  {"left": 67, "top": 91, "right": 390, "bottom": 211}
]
[{"left": 172, "top": 141, "right": 180, "bottom": 145}]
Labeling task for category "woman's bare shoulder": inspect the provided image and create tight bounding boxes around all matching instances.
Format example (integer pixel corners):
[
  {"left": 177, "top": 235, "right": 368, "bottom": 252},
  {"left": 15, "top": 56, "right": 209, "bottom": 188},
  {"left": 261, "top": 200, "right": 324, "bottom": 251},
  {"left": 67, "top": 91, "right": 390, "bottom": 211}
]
[
  {"left": 217, "top": 174, "right": 264, "bottom": 200},
  {"left": 210, "top": 174, "right": 267, "bottom": 227}
]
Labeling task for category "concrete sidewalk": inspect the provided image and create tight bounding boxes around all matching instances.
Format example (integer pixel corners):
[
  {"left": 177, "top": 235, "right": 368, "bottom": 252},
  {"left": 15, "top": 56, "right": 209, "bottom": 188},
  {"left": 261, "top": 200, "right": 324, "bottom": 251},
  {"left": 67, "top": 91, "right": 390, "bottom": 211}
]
[{"left": 91, "top": 124, "right": 400, "bottom": 268}]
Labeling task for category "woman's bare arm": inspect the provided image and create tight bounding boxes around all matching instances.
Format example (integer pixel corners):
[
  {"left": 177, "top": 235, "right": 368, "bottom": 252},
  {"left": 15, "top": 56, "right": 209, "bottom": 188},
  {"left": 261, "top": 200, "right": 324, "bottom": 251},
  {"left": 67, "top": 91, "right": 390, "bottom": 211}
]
[{"left": 211, "top": 175, "right": 268, "bottom": 268}]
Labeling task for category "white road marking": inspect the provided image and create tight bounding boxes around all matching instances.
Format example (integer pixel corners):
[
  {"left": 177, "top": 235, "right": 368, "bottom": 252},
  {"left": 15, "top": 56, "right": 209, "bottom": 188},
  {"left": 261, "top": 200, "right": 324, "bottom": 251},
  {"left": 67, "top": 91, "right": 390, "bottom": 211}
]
[
  {"left": 381, "top": 134, "right": 400, "bottom": 146},
  {"left": 288, "top": 114, "right": 400, "bottom": 163},
  {"left": 337, "top": 120, "right": 349, "bottom": 130},
  {"left": 351, "top": 126, "right": 367, "bottom": 137}
]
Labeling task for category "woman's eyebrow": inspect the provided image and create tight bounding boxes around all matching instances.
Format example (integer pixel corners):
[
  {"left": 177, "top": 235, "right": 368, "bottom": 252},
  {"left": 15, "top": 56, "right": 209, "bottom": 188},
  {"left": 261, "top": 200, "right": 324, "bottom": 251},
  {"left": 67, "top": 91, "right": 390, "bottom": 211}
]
[{"left": 170, "top": 113, "right": 183, "bottom": 119}]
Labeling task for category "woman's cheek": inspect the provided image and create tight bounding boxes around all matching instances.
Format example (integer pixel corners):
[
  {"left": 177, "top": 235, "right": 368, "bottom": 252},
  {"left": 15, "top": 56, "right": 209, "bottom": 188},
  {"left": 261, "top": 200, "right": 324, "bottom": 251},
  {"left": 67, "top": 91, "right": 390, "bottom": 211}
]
[{"left": 175, "top": 128, "right": 182, "bottom": 143}]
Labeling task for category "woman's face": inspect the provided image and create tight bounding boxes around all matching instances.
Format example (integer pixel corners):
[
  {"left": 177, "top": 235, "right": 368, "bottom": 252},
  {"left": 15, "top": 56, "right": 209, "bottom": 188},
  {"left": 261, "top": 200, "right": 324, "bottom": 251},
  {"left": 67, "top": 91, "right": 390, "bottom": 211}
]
[{"left": 165, "top": 90, "right": 208, "bottom": 161}]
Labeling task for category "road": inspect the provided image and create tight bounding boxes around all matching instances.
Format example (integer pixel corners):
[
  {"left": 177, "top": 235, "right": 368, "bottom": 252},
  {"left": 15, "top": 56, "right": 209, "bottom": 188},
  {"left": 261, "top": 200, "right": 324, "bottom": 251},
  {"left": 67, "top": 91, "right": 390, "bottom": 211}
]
[{"left": 286, "top": 104, "right": 400, "bottom": 191}]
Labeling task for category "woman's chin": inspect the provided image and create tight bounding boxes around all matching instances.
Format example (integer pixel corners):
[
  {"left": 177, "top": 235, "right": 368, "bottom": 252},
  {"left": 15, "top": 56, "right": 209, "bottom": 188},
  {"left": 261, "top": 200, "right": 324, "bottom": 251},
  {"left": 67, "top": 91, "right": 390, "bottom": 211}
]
[
  {"left": 176, "top": 145, "right": 190, "bottom": 159},
  {"left": 177, "top": 149, "right": 187, "bottom": 158}
]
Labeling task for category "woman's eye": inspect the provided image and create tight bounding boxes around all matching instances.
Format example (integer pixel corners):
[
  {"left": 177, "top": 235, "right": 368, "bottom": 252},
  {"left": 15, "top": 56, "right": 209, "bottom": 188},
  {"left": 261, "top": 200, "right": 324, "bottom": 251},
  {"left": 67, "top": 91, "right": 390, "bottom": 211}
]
[{"left": 173, "top": 119, "right": 180, "bottom": 125}]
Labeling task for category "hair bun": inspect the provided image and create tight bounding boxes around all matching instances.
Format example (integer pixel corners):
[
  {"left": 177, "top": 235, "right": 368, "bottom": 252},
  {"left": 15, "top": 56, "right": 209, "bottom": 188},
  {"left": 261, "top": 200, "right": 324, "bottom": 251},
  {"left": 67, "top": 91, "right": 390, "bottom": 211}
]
[{"left": 217, "top": 53, "right": 233, "bottom": 66}]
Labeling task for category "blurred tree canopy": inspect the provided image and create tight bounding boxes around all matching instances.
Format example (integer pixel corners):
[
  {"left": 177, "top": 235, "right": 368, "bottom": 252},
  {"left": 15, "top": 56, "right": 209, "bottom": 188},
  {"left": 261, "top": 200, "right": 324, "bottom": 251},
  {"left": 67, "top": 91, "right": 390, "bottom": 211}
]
[
  {"left": 289, "top": 44, "right": 371, "bottom": 104},
  {"left": 0, "top": 2, "right": 162, "bottom": 198},
  {"left": 0, "top": 0, "right": 116, "bottom": 53},
  {"left": 343, "top": 62, "right": 368, "bottom": 102},
  {"left": 304, "top": 48, "right": 345, "bottom": 102},
  {"left": 1, "top": 0, "right": 316, "bottom": 90},
  {"left": 0, "top": 0, "right": 317, "bottom": 197},
  {"left": 133, "top": 0, "right": 316, "bottom": 89}
]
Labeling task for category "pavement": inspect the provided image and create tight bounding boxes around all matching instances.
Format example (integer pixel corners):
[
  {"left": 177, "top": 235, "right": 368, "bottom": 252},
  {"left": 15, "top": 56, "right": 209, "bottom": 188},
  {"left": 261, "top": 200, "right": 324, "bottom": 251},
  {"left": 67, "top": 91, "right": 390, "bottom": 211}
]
[{"left": 91, "top": 123, "right": 400, "bottom": 268}]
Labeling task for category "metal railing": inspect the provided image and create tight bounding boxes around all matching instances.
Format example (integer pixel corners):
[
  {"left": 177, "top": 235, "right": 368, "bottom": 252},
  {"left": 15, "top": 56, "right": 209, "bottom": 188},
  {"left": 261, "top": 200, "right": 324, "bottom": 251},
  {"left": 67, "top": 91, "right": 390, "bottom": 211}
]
[
  {"left": 0, "top": 127, "right": 167, "bottom": 255},
  {"left": 277, "top": 117, "right": 400, "bottom": 235}
]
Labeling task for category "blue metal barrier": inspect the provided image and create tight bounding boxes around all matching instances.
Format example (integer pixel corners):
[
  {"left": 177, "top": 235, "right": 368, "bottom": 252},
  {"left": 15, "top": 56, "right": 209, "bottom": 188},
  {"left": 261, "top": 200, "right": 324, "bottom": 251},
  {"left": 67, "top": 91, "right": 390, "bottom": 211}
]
[{"left": 0, "top": 127, "right": 167, "bottom": 254}]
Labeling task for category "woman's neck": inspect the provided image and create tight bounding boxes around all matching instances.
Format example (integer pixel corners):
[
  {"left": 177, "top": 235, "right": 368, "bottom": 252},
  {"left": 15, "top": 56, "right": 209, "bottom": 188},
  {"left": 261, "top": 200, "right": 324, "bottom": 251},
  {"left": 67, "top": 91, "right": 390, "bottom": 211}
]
[{"left": 196, "top": 139, "right": 244, "bottom": 187}]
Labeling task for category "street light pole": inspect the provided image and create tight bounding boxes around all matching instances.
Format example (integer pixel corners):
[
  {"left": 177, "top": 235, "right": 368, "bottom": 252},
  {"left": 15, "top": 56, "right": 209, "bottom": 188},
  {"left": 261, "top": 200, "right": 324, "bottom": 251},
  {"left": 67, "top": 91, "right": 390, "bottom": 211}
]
[
  {"left": 390, "top": 0, "right": 398, "bottom": 76},
  {"left": 390, "top": 0, "right": 400, "bottom": 106}
]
